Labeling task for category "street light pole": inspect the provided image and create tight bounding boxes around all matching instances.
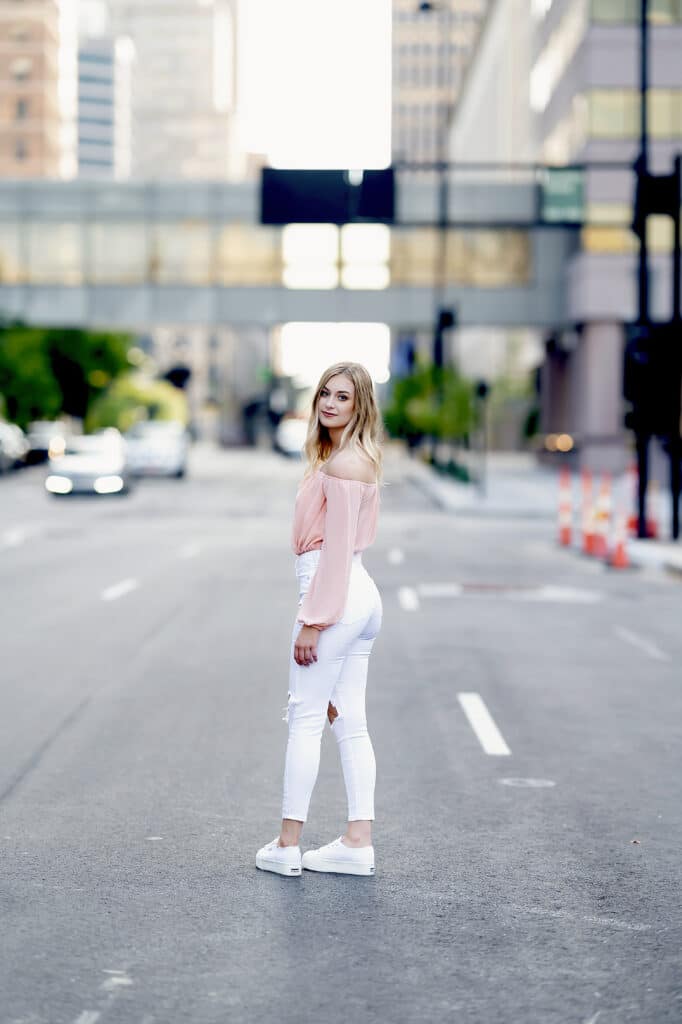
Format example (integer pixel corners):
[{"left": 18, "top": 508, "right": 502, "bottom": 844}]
[{"left": 418, "top": 1, "right": 453, "bottom": 375}]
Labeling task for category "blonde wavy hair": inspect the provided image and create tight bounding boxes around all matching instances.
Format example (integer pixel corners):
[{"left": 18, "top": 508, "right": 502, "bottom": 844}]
[{"left": 301, "top": 362, "right": 385, "bottom": 487}]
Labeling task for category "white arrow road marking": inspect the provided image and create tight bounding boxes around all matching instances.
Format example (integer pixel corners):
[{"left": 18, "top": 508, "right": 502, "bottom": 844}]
[
  {"left": 101, "top": 578, "right": 138, "bottom": 602},
  {"left": 613, "top": 625, "right": 671, "bottom": 663},
  {"left": 398, "top": 586, "right": 419, "bottom": 611},
  {"left": 457, "top": 693, "right": 511, "bottom": 756}
]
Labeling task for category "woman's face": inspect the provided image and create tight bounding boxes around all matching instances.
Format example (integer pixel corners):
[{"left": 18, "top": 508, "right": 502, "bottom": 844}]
[{"left": 318, "top": 373, "right": 355, "bottom": 432}]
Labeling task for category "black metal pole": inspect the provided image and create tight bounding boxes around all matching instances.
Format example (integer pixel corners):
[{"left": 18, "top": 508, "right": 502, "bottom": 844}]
[
  {"left": 637, "top": 0, "right": 649, "bottom": 326},
  {"left": 670, "top": 154, "right": 681, "bottom": 539},
  {"left": 635, "top": 0, "right": 650, "bottom": 538}
]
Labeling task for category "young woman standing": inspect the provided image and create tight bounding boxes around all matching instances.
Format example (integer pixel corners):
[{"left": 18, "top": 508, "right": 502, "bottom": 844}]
[{"left": 256, "top": 362, "right": 384, "bottom": 877}]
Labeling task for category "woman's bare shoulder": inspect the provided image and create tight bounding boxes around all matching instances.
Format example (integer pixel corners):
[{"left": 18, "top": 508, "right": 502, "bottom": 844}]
[{"left": 322, "top": 449, "right": 376, "bottom": 484}]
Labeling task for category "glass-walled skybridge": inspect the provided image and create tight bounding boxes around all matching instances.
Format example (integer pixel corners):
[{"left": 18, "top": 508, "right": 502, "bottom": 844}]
[{"left": 0, "top": 168, "right": 582, "bottom": 329}]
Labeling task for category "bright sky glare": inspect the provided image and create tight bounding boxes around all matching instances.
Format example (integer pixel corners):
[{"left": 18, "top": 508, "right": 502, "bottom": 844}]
[
  {"left": 277, "top": 323, "right": 391, "bottom": 386},
  {"left": 238, "top": 0, "right": 392, "bottom": 168}
]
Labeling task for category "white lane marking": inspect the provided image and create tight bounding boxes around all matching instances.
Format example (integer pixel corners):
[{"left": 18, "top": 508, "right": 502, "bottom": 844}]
[
  {"left": 507, "top": 903, "right": 651, "bottom": 933},
  {"left": 518, "top": 585, "right": 603, "bottom": 604},
  {"left": 584, "top": 1012, "right": 602, "bottom": 1024},
  {"left": 179, "top": 542, "right": 201, "bottom": 559},
  {"left": 499, "top": 777, "right": 555, "bottom": 788},
  {"left": 613, "top": 625, "right": 671, "bottom": 663},
  {"left": 457, "top": 693, "right": 511, "bottom": 756},
  {"left": 416, "top": 582, "right": 604, "bottom": 604},
  {"left": 398, "top": 586, "right": 419, "bottom": 611},
  {"left": 101, "top": 578, "right": 138, "bottom": 602},
  {"left": 418, "top": 582, "right": 464, "bottom": 597},
  {"left": 145, "top": 836, "right": 164, "bottom": 841},
  {"left": 74, "top": 1013, "right": 101, "bottom": 1024},
  {"left": 100, "top": 974, "right": 132, "bottom": 992},
  {"left": 388, "top": 547, "right": 404, "bottom": 565},
  {"left": 1, "top": 526, "right": 38, "bottom": 549}
]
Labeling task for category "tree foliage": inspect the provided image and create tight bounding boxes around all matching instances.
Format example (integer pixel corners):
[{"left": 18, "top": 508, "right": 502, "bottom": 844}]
[
  {"left": 383, "top": 362, "right": 476, "bottom": 443},
  {"left": 85, "top": 374, "right": 188, "bottom": 433},
  {"left": 0, "top": 321, "right": 132, "bottom": 428}
]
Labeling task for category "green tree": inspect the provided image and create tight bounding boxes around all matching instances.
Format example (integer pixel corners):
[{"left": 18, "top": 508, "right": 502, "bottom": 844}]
[
  {"left": 85, "top": 374, "right": 188, "bottom": 433},
  {"left": 0, "top": 322, "right": 132, "bottom": 429},
  {"left": 0, "top": 325, "right": 62, "bottom": 428}
]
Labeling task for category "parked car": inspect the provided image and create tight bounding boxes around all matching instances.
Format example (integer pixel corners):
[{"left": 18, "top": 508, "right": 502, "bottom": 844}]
[
  {"left": 26, "top": 420, "right": 70, "bottom": 464},
  {"left": 123, "top": 420, "right": 189, "bottom": 478},
  {"left": 45, "top": 429, "right": 132, "bottom": 497},
  {"left": 0, "top": 422, "right": 29, "bottom": 472}
]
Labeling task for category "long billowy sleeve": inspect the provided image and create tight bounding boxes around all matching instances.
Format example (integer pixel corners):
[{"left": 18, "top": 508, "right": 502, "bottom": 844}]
[{"left": 296, "top": 475, "right": 365, "bottom": 631}]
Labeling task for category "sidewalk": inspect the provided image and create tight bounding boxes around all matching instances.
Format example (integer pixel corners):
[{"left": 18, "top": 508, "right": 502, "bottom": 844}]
[{"left": 398, "top": 446, "right": 682, "bottom": 578}]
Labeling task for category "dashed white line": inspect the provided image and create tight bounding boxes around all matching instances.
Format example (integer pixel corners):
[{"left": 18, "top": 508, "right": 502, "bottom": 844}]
[
  {"left": 418, "top": 582, "right": 464, "bottom": 598},
  {"left": 583, "top": 1012, "right": 602, "bottom": 1024},
  {"left": 398, "top": 586, "right": 419, "bottom": 611},
  {"left": 1, "top": 526, "right": 38, "bottom": 549},
  {"left": 179, "top": 542, "right": 201, "bottom": 559},
  {"left": 101, "top": 578, "right": 138, "bottom": 602},
  {"left": 613, "top": 625, "right": 671, "bottom": 663},
  {"left": 457, "top": 692, "right": 511, "bottom": 756}
]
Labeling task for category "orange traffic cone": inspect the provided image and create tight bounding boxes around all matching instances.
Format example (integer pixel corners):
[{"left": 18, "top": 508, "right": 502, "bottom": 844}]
[
  {"left": 609, "top": 509, "right": 630, "bottom": 569},
  {"left": 581, "top": 469, "right": 595, "bottom": 555},
  {"left": 592, "top": 473, "right": 612, "bottom": 560},
  {"left": 626, "top": 462, "right": 638, "bottom": 536},
  {"left": 558, "top": 466, "right": 572, "bottom": 546},
  {"left": 646, "top": 479, "right": 660, "bottom": 539}
]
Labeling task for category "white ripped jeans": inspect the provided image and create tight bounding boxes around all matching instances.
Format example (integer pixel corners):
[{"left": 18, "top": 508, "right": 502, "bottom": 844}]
[{"left": 281, "top": 548, "right": 383, "bottom": 823}]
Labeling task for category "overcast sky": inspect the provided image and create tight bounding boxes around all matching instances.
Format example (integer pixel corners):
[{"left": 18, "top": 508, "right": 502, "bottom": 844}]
[{"left": 237, "top": 0, "right": 392, "bottom": 168}]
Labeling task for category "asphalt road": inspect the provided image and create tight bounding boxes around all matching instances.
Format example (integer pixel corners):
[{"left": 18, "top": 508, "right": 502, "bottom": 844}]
[{"left": 1, "top": 444, "right": 680, "bottom": 1024}]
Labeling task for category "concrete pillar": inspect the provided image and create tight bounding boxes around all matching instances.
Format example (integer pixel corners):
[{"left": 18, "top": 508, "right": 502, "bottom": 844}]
[{"left": 574, "top": 321, "right": 628, "bottom": 474}]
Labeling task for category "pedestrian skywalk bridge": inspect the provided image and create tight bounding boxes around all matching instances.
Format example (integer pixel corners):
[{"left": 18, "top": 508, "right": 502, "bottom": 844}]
[{"left": 0, "top": 170, "right": 577, "bottom": 329}]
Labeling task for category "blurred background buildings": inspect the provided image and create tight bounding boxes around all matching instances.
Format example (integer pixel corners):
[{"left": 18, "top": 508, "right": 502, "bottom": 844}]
[{"left": 0, "top": 0, "right": 680, "bottom": 473}]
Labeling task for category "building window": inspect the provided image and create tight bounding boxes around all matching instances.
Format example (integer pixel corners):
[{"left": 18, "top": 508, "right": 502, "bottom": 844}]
[
  {"left": 15, "top": 139, "right": 27, "bottom": 162},
  {"left": 9, "top": 24, "right": 30, "bottom": 42},
  {"left": 588, "top": 89, "right": 682, "bottom": 139},
  {"left": 591, "top": 0, "right": 682, "bottom": 22},
  {"left": 10, "top": 57, "right": 32, "bottom": 81},
  {"left": 15, "top": 99, "right": 29, "bottom": 121}
]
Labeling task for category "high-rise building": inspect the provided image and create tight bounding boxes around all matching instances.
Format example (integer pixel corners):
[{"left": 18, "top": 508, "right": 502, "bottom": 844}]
[
  {"left": 108, "top": 0, "right": 243, "bottom": 181},
  {"left": 78, "top": 30, "right": 134, "bottom": 179},
  {"left": 0, "top": 0, "right": 77, "bottom": 179},
  {"left": 448, "top": 0, "right": 682, "bottom": 471},
  {"left": 391, "top": 0, "right": 489, "bottom": 165}
]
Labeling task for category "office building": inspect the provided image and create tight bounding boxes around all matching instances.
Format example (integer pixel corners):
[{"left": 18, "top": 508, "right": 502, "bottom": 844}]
[
  {"left": 78, "top": 33, "right": 134, "bottom": 179},
  {"left": 449, "top": 0, "right": 682, "bottom": 471},
  {"left": 391, "top": 0, "right": 488, "bottom": 164},
  {"left": 0, "top": 0, "right": 77, "bottom": 179},
  {"left": 108, "top": 0, "right": 244, "bottom": 181}
]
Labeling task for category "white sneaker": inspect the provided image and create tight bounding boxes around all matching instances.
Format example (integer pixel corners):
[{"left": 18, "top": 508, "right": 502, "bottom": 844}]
[
  {"left": 302, "top": 836, "right": 375, "bottom": 876},
  {"left": 255, "top": 836, "right": 302, "bottom": 877}
]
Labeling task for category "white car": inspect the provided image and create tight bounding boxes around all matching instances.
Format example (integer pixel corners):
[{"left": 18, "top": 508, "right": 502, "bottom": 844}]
[
  {"left": 45, "top": 429, "right": 132, "bottom": 496},
  {"left": 0, "top": 422, "right": 29, "bottom": 472},
  {"left": 274, "top": 414, "right": 308, "bottom": 457},
  {"left": 123, "top": 420, "right": 189, "bottom": 478}
]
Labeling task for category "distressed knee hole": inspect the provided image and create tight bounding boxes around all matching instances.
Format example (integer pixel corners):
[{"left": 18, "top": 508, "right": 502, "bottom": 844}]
[
  {"left": 327, "top": 701, "right": 339, "bottom": 726},
  {"left": 282, "top": 691, "right": 303, "bottom": 724}
]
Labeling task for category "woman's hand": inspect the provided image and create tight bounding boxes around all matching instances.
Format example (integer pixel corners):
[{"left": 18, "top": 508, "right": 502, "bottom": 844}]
[{"left": 294, "top": 625, "right": 320, "bottom": 666}]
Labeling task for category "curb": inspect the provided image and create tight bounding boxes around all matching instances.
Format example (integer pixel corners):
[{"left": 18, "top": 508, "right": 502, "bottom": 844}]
[{"left": 404, "top": 462, "right": 556, "bottom": 520}]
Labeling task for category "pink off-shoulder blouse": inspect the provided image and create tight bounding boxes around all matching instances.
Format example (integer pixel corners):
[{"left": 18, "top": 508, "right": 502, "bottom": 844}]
[{"left": 291, "top": 466, "right": 380, "bottom": 631}]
